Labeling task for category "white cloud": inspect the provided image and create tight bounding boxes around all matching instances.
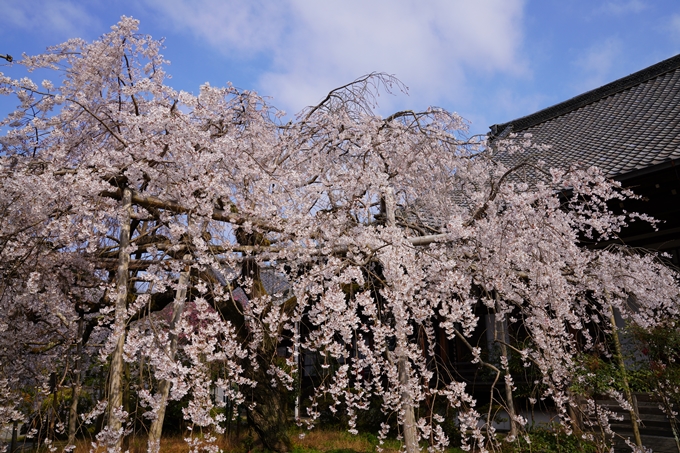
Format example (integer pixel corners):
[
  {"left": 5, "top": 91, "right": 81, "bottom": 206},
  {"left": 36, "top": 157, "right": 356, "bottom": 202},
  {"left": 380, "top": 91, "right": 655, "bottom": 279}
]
[
  {"left": 142, "top": 0, "right": 291, "bottom": 55},
  {"left": 4, "top": 1, "right": 102, "bottom": 39},
  {"left": 142, "top": 0, "right": 527, "bottom": 115},
  {"left": 595, "top": 0, "right": 647, "bottom": 15},
  {"left": 573, "top": 37, "right": 622, "bottom": 92}
]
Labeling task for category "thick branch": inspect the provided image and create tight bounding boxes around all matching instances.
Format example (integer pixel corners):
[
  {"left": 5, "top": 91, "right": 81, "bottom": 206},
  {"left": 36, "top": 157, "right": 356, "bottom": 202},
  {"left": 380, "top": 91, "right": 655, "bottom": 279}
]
[{"left": 100, "top": 189, "right": 282, "bottom": 232}]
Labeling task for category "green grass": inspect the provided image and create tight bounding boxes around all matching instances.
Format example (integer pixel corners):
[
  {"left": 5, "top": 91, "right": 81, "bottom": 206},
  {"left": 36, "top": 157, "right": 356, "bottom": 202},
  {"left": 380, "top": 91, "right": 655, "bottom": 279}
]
[
  {"left": 16, "top": 428, "right": 466, "bottom": 453},
  {"left": 498, "top": 428, "right": 599, "bottom": 453},
  {"left": 289, "top": 429, "right": 466, "bottom": 453}
]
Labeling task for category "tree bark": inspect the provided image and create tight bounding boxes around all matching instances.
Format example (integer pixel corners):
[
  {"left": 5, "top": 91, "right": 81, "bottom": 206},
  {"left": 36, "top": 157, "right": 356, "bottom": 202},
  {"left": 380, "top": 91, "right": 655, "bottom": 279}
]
[
  {"left": 148, "top": 256, "right": 190, "bottom": 453},
  {"left": 243, "top": 352, "right": 292, "bottom": 453},
  {"left": 106, "top": 187, "right": 132, "bottom": 450},
  {"left": 241, "top": 262, "right": 291, "bottom": 453},
  {"left": 213, "top": 229, "right": 292, "bottom": 452}
]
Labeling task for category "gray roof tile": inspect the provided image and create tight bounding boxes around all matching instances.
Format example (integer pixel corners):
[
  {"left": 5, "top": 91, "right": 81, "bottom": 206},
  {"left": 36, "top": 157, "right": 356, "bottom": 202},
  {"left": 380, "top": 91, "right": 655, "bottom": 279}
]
[{"left": 489, "top": 54, "right": 680, "bottom": 180}]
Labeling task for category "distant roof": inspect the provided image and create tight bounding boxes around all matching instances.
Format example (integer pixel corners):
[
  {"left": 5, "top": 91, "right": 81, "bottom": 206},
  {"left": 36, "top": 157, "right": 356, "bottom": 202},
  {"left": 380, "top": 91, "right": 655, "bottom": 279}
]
[
  {"left": 232, "top": 269, "right": 292, "bottom": 307},
  {"left": 488, "top": 53, "right": 680, "bottom": 180}
]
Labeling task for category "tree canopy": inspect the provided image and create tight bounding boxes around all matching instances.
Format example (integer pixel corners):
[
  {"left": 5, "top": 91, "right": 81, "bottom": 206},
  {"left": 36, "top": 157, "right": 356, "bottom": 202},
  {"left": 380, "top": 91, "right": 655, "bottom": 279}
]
[{"left": 1, "top": 17, "right": 678, "bottom": 453}]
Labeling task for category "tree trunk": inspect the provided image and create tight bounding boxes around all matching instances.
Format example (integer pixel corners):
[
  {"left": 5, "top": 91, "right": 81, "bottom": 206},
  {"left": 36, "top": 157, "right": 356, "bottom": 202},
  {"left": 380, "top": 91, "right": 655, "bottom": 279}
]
[
  {"left": 244, "top": 352, "right": 292, "bottom": 453},
  {"left": 241, "top": 273, "right": 291, "bottom": 452},
  {"left": 215, "top": 295, "right": 291, "bottom": 452},
  {"left": 227, "top": 226, "right": 292, "bottom": 452},
  {"left": 107, "top": 187, "right": 132, "bottom": 450},
  {"left": 148, "top": 256, "right": 190, "bottom": 453}
]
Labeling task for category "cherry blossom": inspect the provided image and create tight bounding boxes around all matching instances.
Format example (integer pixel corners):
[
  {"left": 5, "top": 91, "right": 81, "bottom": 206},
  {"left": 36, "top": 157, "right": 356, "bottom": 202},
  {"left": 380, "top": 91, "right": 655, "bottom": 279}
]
[{"left": 1, "top": 17, "right": 677, "bottom": 453}]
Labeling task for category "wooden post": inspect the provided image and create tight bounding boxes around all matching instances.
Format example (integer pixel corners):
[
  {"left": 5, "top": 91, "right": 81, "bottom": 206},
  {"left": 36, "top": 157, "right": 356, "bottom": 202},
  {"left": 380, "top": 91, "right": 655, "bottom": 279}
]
[
  {"left": 10, "top": 420, "right": 18, "bottom": 453},
  {"left": 659, "top": 393, "right": 680, "bottom": 453},
  {"left": 398, "top": 355, "right": 420, "bottom": 453},
  {"left": 383, "top": 185, "right": 419, "bottom": 453},
  {"left": 68, "top": 317, "right": 85, "bottom": 446},
  {"left": 48, "top": 372, "right": 58, "bottom": 441},
  {"left": 107, "top": 187, "right": 132, "bottom": 450},
  {"left": 608, "top": 301, "right": 643, "bottom": 449},
  {"left": 148, "top": 255, "right": 191, "bottom": 453},
  {"left": 494, "top": 304, "right": 518, "bottom": 438},
  {"left": 294, "top": 320, "right": 300, "bottom": 421}
]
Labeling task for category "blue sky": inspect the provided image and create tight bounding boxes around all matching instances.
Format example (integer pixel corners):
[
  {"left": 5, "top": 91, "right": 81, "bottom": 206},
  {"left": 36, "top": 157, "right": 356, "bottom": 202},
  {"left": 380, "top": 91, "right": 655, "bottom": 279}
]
[{"left": 2, "top": 0, "right": 680, "bottom": 137}]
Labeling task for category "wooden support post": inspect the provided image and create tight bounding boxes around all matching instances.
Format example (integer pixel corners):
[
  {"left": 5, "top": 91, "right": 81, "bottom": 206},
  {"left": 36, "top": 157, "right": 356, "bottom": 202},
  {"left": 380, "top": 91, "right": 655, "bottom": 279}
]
[
  {"left": 148, "top": 255, "right": 190, "bottom": 453},
  {"left": 494, "top": 309, "right": 518, "bottom": 438},
  {"left": 68, "top": 317, "right": 85, "bottom": 447},
  {"left": 608, "top": 302, "right": 643, "bottom": 449},
  {"left": 383, "top": 185, "right": 419, "bottom": 453},
  {"left": 107, "top": 187, "right": 132, "bottom": 450}
]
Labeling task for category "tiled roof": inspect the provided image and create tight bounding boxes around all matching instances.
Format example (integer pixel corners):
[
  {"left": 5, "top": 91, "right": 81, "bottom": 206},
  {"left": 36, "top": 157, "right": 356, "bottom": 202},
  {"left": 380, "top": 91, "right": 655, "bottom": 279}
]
[
  {"left": 488, "top": 54, "right": 680, "bottom": 180},
  {"left": 260, "top": 269, "right": 291, "bottom": 298},
  {"left": 395, "top": 204, "right": 449, "bottom": 235}
]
